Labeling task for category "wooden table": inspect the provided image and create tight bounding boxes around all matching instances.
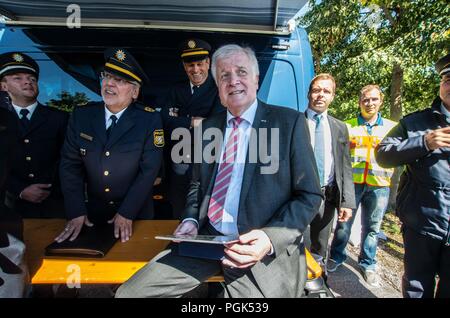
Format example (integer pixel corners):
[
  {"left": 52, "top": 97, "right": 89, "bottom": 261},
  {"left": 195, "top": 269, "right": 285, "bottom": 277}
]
[{"left": 24, "top": 219, "right": 224, "bottom": 284}]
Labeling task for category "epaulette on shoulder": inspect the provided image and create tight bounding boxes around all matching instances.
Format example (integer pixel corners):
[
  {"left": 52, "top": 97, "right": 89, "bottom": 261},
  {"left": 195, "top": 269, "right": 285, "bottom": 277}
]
[
  {"left": 134, "top": 102, "right": 156, "bottom": 113},
  {"left": 76, "top": 101, "right": 100, "bottom": 108}
]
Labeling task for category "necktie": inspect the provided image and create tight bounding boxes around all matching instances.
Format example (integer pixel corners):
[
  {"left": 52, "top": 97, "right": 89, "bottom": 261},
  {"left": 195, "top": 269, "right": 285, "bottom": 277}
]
[
  {"left": 106, "top": 115, "right": 117, "bottom": 139},
  {"left": 314, "top": 114, "right": 325, "bottom": 187},
  {"left": 19, "top": 109, "right": 30, "bottom": 128},
  {"left": 192, "top": 85, "right": 199, "bottom": 96},
  {"left": 207, "top": 117, "right": 242, "bottom": 226}
]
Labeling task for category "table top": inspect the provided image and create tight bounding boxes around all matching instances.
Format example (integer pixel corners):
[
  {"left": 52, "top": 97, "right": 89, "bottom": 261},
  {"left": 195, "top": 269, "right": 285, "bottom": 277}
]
[{"left": 23, "top": 219, "right": 224, "bottom": 284}]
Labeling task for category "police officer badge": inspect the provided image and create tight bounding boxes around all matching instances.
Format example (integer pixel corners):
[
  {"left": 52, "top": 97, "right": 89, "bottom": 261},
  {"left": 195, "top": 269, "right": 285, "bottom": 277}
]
[
  {"left": 115, "top": 50, "right": 126, "bottom": 62},
  {"left": 153, "top": 129, "right": 164, "bottom": 147},
  {"left": 12, "top": 53, "right": 24, "bottom": 62},
  {"left": 188, "top": 40, "right": 196, "bottom": 49}
]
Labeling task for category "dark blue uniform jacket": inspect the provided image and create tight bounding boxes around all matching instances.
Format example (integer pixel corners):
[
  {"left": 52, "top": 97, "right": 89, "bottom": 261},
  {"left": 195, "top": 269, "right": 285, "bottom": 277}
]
[{"left": 60, "top": 102, "right": 163, "bottom": 222}]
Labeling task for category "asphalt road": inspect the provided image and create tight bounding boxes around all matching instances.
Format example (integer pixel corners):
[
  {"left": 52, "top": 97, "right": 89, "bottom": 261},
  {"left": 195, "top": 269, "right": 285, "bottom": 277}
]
[{"left": 326, "top": 249, "right": 401, "bottom": 298}]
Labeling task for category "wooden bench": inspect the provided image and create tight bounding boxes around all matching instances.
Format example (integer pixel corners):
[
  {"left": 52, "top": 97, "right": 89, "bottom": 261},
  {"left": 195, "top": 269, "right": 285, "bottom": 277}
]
[
  {"left": 24, "top": 219, "right": 322, "bottom": 285},
  {"left": 24, "top": 219, "right": 224, "bottom": 284}
]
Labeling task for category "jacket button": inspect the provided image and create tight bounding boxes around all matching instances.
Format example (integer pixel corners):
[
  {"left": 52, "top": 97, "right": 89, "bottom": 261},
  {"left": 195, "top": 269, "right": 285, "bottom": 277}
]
[
  {"left": 105, "top": 151, "right": 110, "bottom": 157},
  {"left": 24, "top": 139, "right": 30, "bottom": 144},
  {"left": 104, "top": 171, "right": 109, "bottom": 176},
  {"left": 105, "top": 188, "right": 110, "bottom": 192},
  {"left": 109, "top": 201, "right": 114, "bottom": 205},
  {"left": 28, "top": 173, "right": 34, "bottom": 178},
  {"left": 26, "top": 156, "right": 32, "bottom": 161}
]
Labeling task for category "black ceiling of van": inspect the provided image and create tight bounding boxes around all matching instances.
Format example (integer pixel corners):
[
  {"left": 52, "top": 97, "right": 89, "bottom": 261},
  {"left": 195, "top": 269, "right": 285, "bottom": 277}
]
[{"left": 0, "top": 0, "right": 308, "bottom": 33}]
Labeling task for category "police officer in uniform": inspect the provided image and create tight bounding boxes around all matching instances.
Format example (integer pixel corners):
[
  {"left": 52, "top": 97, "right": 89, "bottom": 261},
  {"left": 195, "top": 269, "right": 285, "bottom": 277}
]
[
  {"left": 162, "top": 38, "right": 223, "bottom": 218},
  {"left": 0, "top": 52, "right": 68, "bottom": 218},
  {"left": 56, "top": 48, "right": 164, "bottom": 243},
  {"left": 376, "top": 54, "right": 450, "bottom": 298}
]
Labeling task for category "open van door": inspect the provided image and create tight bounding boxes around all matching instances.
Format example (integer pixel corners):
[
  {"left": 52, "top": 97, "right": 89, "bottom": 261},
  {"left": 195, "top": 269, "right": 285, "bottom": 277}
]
[{"left": 0, "top": 0, "right": 314, "bottom": 111}]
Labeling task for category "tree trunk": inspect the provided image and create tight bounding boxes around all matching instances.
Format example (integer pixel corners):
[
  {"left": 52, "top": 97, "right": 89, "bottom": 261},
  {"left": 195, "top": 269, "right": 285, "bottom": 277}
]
[{"left": 388, "top": 62, "right": 403, "bottom": 210}]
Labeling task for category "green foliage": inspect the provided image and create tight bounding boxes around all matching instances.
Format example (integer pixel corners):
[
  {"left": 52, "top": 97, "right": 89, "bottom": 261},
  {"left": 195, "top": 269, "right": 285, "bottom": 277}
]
[
  {"left": 47, "top": 91, "right": 90, "bottom": 112},
  {"left": 299, "top": 0, "right": 449, "bottom": 121}
]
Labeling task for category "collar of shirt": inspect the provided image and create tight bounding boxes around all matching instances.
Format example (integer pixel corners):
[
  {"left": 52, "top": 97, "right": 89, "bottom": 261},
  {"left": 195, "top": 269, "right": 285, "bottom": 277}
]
[
  {"left": 357, "top": 112, "right": 383, "bottom": 127},
  {"left": 440, "top": 102, "right": 450, "bottom": 118},
  {"left": 104, "top": 105, "right": 128, "bottom": 128},
  {"left": 190, "top": 82, "right": 200, "bottom": 95},
  {"left": 13, "top": 101, "right": 38, "bottom": 119},
  {"left": 306, "top": 108, "right": 329, "bottom": 122},
  {"left": 226, "top": 99, "right": 258, "bottom": 128}
]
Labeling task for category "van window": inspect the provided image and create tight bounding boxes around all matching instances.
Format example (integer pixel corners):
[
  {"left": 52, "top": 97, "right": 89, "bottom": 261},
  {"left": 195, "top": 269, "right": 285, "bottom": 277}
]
[{"left": 258, "top": 59, "right": 297, "bottom": 109}]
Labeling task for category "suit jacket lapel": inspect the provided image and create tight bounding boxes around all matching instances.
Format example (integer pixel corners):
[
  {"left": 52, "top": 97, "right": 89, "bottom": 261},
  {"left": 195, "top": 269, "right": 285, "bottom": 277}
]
[
  {"left": 24, "top": 104, "right": 47, "bottom": 136},
  {"left": 203, "top": 112, "right": 226, "bottom": 197},
  {"left": 238, "top": 102, "right": 269, "bottom": 214},
  {"left": 91, "top": 105, "right": 107, "bottom": 145},
  {"left": 328, "top": 115, "right": 339, "bottom": 161},
  {"left": 106, "top": 106, "right": 135, "bottom": 148}
]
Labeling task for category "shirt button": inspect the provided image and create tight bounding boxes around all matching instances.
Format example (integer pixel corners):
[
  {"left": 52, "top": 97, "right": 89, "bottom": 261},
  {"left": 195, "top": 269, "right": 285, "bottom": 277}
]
[
  {"left": 24, "top": 139, "right": 30, "bottom": 144},
  {"left": 104, "top": 171, "right": 109, "bottom": 176},
  {"left": 105, "top": 151, "right": 110, "bottom": 157},
  {"left": 105, "top": 188, "right": 110, "bottom": 192},
  {"left": 26, "top": 156, "right": 32, "bottom": 161},
  {"left": 28, "top": 173, "right": 34, "bottom": 178}
]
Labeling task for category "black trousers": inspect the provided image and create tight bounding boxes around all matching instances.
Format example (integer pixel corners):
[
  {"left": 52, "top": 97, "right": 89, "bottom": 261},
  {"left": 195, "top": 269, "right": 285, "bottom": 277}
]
[
  {"left": 308, "top": 185, "right": 338, "bottom": 262},
  {"left": 402, "top": 226, "right": 450, "bottom": 298}
]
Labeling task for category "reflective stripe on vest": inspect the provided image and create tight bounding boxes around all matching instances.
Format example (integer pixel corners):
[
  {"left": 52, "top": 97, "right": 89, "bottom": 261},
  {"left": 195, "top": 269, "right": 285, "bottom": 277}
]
[{"left": 347, "top": 117, "right": 397, "bottom": 186}]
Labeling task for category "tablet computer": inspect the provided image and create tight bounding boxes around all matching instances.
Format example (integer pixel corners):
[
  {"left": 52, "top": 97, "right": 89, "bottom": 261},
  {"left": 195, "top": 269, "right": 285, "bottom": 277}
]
[{"left": 155, "top": 234, "right": 239, "bottom": 245}]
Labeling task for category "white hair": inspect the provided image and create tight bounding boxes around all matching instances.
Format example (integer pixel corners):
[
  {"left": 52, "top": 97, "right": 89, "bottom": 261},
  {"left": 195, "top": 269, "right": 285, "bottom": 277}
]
[{"left": 211, "top": 44, "right": 259, "bottom": 85}]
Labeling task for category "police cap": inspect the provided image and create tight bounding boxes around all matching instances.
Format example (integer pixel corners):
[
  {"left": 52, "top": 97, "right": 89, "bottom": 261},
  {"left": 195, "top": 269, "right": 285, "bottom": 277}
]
[
  {"left": 103, "top": 48, "right": 148, "bottom": 84},
  {"left": 179, "top": 38, "right": 211, "bottom": 63},
  {"left": 435, "top": 53, "right": 450, "bottom": 77},
  {"left": 0, "top": 52, "right": 39, "bottom": 80}
]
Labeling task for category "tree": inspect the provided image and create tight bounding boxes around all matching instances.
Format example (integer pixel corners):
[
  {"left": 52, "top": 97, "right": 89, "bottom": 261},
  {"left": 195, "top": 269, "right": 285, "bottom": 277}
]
[
  {"left": 299, "top": 0, "right": 449, "bottom": 209},
  {"left": 299, "top": 0, "right": 449, "bottom": 120},
  {"left": 47, "top": 91, "right": 90, "bottom": 113}
]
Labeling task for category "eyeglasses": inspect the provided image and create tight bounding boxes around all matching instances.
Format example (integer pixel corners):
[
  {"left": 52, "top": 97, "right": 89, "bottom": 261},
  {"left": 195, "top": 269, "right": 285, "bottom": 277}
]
[{"left": 100, "top": 72, "right": 134, "bottom": 86}]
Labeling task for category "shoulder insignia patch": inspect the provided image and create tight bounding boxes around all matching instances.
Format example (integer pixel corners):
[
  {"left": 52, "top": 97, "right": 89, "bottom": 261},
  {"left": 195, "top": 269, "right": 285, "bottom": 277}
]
[
  {"left": 153, "top": 129, "right": 164, "bottom": 147},
  {"left": 145, "top": 106, "right": 155, "bottom": 112}
]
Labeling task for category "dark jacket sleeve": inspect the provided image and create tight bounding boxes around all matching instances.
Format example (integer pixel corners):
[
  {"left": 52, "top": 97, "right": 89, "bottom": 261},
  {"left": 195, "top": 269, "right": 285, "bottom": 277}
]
[
  {"left": 340, "top": 124, "right": 356, "bottom": 209},
  {"left": 262, "top": 113, "right": 323, "bottom": 255},
  {"left": 161, "top": 88, "right": 191, "bottom": 132},
  {"left": 117, "top": 114, "right": 163, "bottom": 219},
  {"left": 59, "top": 109, "right": 88, "bottom": 219},
  {"left": 375, "top": 120, "right": 430, "bottom": 168}
]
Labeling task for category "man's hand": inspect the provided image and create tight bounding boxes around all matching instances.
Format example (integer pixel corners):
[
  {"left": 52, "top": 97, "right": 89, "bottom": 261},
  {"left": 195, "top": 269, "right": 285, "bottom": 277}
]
[
  {"left": 20, "top": 184, "right": 52, "bottom": 203},
  {"left": 108, "top": 213, "right": 133, "bottom": 243},
  {"left": 55, "top": 215, "right": 93, "bottom": 242},
  {"left": 222, "top": 230, "right": 272, "bottom": 269},
  {"left": 425, "top": 127, "right": 450, "bottom": 150},
  {"left": 190, "top": 117, "right": 205, "bottom": 128},
  {"left": 173, "top": 220, "right": 198, "bottom": 236},
  {"left": 338, "top": 207, "right": 353, "bottom": 222}
]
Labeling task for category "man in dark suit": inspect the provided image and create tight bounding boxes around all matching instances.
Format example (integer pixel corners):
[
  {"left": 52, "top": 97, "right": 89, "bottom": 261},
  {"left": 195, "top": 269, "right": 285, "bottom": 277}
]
[
  {"left": 0, "top": 52, "right": 69, "bottom": 218},
  {"left": 116, "top": 44, "right": 322, "bottom": 298},
  {"left": 162, "top": 38, "right": 224, "bottom": 218},
  {"left": 56, "top": 48, "right": 163, "bottom": 243},
  {"left": 304, "top": 74, "right": 355, "bottom": 271},
  {"left": 0, "top": 106, "right": 27, "bottom": 297}
]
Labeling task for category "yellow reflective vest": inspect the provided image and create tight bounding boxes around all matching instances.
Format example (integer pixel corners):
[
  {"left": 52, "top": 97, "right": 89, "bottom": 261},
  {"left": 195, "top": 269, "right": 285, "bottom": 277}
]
[{"left": 346, "top": 116, "right": 397, "bottom": 187}]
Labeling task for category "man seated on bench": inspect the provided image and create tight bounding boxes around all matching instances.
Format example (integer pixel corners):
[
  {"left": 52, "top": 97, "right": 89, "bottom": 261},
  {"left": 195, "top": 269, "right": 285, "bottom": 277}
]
[{"left": 115, "top": 44, "right": 322, "bottom": 298}]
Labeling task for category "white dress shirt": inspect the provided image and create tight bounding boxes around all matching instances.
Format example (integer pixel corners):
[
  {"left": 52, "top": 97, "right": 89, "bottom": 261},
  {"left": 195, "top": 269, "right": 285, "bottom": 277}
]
[
  {"left": 13, "top": 102, "right": 38, "bottom": 120},
  {"left": 306, "top": 108, "right": 335, "bottom": 186},
  {"left": 211, "top": 99, "right": 258, "bottom": 236},
  {"left": 104, "top": 106, "right": 128, "bottom": 129}
]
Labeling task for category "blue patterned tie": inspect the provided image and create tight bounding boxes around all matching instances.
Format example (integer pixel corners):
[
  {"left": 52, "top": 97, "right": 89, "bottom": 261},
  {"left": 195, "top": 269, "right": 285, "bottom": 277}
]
[{"left": 314, "top": 114, "right": 325, "bottom": 187}]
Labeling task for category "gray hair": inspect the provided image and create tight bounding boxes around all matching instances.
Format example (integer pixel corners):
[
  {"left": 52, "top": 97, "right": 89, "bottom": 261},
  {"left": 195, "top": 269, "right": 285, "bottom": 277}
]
[{"left": 211, "top": 44, "right": 259, "bottom": 85}]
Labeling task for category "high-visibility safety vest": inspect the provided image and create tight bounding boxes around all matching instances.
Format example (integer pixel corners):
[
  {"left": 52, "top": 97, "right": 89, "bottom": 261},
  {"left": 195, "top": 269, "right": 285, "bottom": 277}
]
[{"left": 346, "top": 116, "right": 397, "bottom": 187}]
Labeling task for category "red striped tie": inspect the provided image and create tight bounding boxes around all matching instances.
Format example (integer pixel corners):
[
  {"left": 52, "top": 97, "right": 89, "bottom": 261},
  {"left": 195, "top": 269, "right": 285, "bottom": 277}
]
[{"left": 207, "top": 117, "right": 242, "bottom": 225}]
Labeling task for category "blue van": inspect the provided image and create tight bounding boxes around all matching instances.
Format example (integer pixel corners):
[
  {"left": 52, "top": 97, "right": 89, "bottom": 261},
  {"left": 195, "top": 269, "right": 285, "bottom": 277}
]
[{"left": 0, "top": 0, "right": 313, "bottom": 111}]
